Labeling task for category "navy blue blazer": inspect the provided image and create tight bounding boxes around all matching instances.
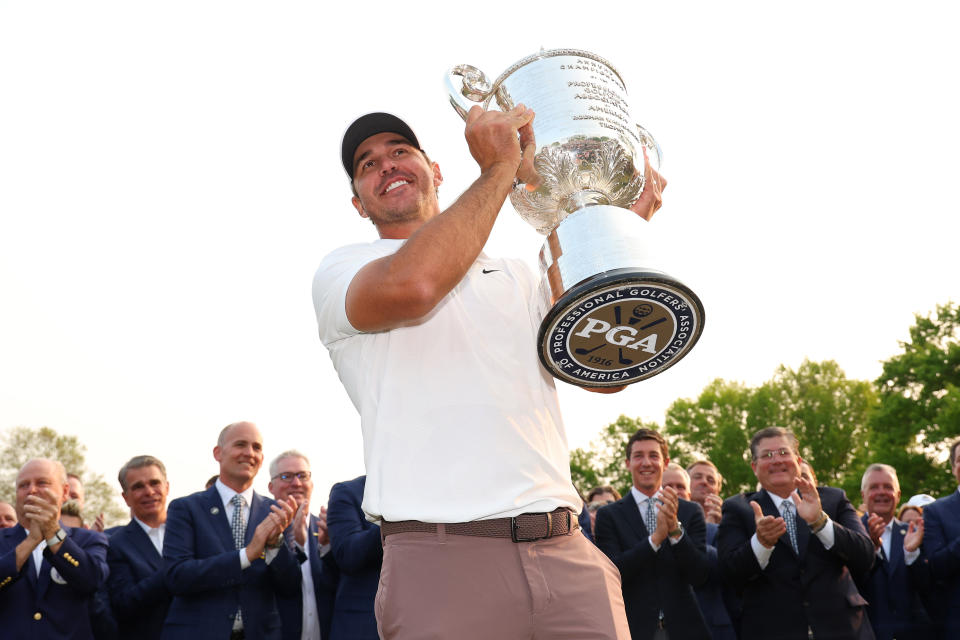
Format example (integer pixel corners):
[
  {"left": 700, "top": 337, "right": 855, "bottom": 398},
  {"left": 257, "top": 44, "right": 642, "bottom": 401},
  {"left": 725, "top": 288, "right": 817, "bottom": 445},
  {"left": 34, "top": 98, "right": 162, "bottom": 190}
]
[
  {"left": 0, "top": 524, "right": 109, "bottom": 640},
  {"left": 718, "top": 487, "right": 875, "bottom": 640},
  {"left": 853, "top": 515, "right": 932, "bottom": 640},
  {"left": 106, "top": 519, "right": 171, "bottom": 639},
  {"left": 694, "top": 522, "right": 738, "bottom": 640},
  {"left": 326, "top": 476, "right": 382, "bottom": 640},
  {"left": 594, "top": 492, "right": 711, "bottom": 640},
  {"left": 277, "top": 513, "right": 338, "bottom": 640},
  {"left": 918, "top": 490, "right": 960, "bottom": 635},
  {"left": 161, "top": 486, "right": 301, "bottom": 640}
]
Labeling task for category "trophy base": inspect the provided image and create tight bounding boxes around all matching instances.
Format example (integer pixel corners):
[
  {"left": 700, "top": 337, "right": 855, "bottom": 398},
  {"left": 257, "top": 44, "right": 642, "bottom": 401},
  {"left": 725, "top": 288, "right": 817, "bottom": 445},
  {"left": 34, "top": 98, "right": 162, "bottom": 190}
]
[
  {"left": 537, "top": 268, "right": 704, "bottom": 388},
  {"left": 532, "top": 204, "right": 704, "bottom": 388}
]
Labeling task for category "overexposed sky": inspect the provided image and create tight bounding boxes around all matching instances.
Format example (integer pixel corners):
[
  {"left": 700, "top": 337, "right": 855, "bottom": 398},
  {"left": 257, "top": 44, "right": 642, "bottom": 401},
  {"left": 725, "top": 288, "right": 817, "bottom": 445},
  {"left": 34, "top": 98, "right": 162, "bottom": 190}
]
[{"left": 2, "top": 2, "right": 957, "bottom": 512}]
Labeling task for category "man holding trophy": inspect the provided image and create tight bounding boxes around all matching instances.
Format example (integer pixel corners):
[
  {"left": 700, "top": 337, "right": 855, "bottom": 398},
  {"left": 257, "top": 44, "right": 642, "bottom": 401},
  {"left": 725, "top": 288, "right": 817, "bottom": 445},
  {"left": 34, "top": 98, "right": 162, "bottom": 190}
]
[{"left": 313, "top": 50, "right": 672, "bottom": 639}]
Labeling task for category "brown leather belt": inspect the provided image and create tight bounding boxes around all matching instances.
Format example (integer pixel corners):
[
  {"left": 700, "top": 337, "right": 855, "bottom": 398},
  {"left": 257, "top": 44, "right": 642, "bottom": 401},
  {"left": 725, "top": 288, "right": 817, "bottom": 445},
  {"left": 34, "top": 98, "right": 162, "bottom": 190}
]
[{"left": 381, "top": 507, "right": 577, "bottom": 543}]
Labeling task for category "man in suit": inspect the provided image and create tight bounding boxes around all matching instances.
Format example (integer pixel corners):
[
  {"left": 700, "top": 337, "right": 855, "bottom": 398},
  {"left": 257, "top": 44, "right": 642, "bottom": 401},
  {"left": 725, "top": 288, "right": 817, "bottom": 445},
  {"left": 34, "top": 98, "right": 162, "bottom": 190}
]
[
  {"left": 267, "top": 450, "right": 337, "bottom": 640},
  {"left": 326, "top": 475, "right": 381, "bottom": 640},
  {"left": 685, "top": 459, "right": 737, "bottom": 640},
  {"left": 0, "top": 501, "right": 17, "bottom": 529},
  {"left": 161, "top": 421, "right": 301, "bottom": 640},
  {"left": 856, "top": 463, "right": 931, "bottom": 640},
  {"left": 0, "top": 458, "right": 109, "bottom": 639},
  {"left": 595, "top": 428, "right": 710, "bottom": 640},
  {"left": 920, "top": 437, "right": 960, "bottom": 637},
  {"left": 105, "top": 455, "right": 173, "bottom": 639},
  {"left": 718, "top": 426, "right": 875, "bottom": 640}
]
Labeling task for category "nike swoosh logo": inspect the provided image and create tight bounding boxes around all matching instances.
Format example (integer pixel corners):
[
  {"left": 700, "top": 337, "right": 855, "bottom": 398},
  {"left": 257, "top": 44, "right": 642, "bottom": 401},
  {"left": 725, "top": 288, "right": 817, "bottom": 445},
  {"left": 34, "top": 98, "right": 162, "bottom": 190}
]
[{"left": 482, "top": 269, "right": 500, "bottom": 274}]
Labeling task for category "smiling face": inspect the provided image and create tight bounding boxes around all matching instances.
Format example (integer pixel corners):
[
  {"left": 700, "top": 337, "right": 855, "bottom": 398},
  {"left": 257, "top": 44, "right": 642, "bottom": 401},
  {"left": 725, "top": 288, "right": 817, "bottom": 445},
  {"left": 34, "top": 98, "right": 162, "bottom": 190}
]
[
  {"left": 862, "top": 468, "right": 900, "bottom": 523},
  {"left": 268, "top": 455, "right": 313, "bottom": 505},
  {"left": 688, "top": 463, "right": 721, "bottom": 506},
  {"left": 213, "top": 422, "right": 264, "bottom": 492},
  {"left": 626, "top": 439, "right": 669, "bottom": 497},
  {"left": 751, "top": 435, "right": 801, "bottom": 498},
  {"left": 350, "top": 132, "right": 442, "bottom": 237},
  {"left": 122, "top": 464, "right": 170, "bottom": 524}
]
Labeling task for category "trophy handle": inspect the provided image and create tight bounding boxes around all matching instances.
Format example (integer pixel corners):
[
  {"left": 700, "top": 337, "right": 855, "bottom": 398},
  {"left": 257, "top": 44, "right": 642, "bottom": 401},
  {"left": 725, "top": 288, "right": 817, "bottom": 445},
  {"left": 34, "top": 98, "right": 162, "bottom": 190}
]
[
  {"left": 445, "top": 64, "right": 494, "bottom": 120},
  {"left": 636, "top": 124, "right": 663, "bottom": 171}
]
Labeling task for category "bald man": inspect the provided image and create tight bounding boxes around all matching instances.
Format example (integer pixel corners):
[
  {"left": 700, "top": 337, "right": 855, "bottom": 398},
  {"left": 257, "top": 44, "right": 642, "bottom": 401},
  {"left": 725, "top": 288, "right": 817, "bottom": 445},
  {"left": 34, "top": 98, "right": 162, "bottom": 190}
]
[
  {"left": 161, "top": 421, "right": 301, "bottom": 640},
  {"left": 0, "top": 458, "right": 109, "bottom": 639},
  {"left": 0, "top": 502, "right": 16, "bottom": 529}
]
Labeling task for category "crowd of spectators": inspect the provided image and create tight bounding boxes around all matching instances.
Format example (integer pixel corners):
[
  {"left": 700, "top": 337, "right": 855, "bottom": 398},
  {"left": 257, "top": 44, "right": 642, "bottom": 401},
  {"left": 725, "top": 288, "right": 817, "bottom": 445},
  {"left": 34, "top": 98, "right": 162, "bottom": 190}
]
[{"left": 2, "top": 423, "right": 960, "bottom": 640}]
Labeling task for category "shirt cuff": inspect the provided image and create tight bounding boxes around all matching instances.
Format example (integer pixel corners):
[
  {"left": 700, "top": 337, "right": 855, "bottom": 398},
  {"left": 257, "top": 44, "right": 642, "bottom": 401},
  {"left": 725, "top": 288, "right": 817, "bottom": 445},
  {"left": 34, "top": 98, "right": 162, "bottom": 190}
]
[
  {"left": 751, "top": 533, "right": 774, "bottom": 569},
  {"left": 905, "top": 547, "right": 921, "bottom": 565},
  {"left": 239, "top": 549, "right": 251, "bottom": 570},
  {"left": 668, "top": 530, "right": 684, "bottom": 545},
  {"left": 814, "top": 518, "right": 835, "bottom": 550},
  {"left": 319, "top": 543, "right": 331, "bottom": 557},
  {"left": 264, "top": 548, "right": 279, "bottom": 565},
  {"left": 648, "top": 535, "right": 661, "bottom": 552}
]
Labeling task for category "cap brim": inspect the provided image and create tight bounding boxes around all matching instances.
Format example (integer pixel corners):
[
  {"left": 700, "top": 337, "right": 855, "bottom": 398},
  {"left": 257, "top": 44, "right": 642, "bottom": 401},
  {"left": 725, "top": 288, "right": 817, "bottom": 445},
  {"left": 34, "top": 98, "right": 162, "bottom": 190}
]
[{"left": 341, "top": 112, "right": 420, "bottom": 178}]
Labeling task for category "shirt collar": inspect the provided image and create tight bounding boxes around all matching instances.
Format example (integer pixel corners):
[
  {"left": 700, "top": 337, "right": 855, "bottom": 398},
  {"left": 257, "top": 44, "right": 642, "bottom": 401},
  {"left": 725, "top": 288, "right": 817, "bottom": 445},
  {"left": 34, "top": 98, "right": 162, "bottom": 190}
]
[
  {"left": 631, "top": 486, "right": 658, "bottom": 505},
  {"left": 215, "top": 478, "right": 254, "bottom": 510},
  {"left": 765, "top": 489, "right": 798, "bottom": 510},
  {"left": 133, "top": 516, "right": 165, "bottom": 536}
]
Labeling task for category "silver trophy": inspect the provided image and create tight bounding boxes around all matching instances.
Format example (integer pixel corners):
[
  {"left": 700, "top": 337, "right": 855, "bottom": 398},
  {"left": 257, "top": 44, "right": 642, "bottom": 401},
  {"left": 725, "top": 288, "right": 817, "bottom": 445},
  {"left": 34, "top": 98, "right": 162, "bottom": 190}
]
[{"left": 446, "top": 49, "right": 704, "bottom": 388}]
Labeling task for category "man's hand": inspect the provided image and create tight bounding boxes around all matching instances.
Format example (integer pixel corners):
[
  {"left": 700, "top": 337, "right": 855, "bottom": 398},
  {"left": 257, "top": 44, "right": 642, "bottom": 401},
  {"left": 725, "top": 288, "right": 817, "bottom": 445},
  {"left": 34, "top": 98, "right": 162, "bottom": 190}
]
[
  {"left": 293, "top": 499, "right": 309, "bottom": 547},
  {"left": 751, "top": 500, "right": 786, "bottom": 549},
  {"left": 904, "top": 518, "right": 924, "bottom": 553},
  {"left": 464, "top": 104, "right": 539, "bottom": 187},
  {"left": 245, "top": 497, "right": 297, "bottom": 562},
  {"left": 316, "top": 505, "right": 329, "bottom": 546},
  {"left": 793, "top": 475, "right": 823, "bottom": 525},
  {"left": 866, "top": 513, "right": 885, "bottom": 549},
  {"left": 628, "top": 147, "right": 667, "bottom": 221},
  {"left": 23, "top": 488, "right": 62, "bottom": 541},
  {"left": 703, "top": 493, "right": 723, "bottom": 525},
  {"left": 651, "top": 487, "right": 679, "bottom": 546},
  {"left": 91, "top": 513, "right": 105, "bottom": 533}
]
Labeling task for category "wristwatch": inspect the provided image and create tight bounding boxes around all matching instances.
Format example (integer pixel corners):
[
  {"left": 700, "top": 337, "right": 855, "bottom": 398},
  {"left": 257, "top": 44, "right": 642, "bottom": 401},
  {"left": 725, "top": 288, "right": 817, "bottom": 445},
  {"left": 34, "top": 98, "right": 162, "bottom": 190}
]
[
  {"left": 46, "top": 528, "right": 67, "bottom": 547},
  {"left": 668, "top": 522, "right": 684, "bottom": 539}
]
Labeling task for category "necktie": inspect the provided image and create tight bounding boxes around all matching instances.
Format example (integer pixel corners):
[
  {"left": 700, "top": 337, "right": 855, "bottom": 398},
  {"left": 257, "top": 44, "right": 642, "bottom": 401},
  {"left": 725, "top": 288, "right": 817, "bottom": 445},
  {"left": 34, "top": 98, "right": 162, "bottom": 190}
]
[
  {"left": 230, "top": 494, "right": 246, "bottom": 628},
  {"left": 782, "top": 500, "right": 799, "bottom": 554},
  {"left": 644, "top": 497, "right": 658, "bottom": 534},
  {"left": 231, "top": 494, "right": 247, "bottom": 549}
]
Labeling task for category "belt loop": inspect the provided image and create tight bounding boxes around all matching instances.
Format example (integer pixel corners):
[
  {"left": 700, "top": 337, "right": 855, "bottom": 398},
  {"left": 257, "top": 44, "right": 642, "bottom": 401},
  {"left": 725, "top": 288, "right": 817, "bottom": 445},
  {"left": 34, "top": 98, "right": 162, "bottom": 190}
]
[
  {"left": 437, "top": 523, "right": 447, "bottom": 543},
  {"left": 545, "top": 511, "right": 553, "bottom": 539}
]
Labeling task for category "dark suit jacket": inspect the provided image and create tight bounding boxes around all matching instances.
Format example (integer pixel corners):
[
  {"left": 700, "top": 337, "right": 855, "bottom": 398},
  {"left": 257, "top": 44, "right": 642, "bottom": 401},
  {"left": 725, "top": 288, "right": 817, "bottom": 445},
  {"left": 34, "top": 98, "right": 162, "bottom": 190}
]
[
  {"left": 694, "top": 522, "right": 738, "bottom": 640},
  {"left": 277, "top": 514, "right": 338, "bottom": 640},
  {"left": 106, "top": 519, "right": 171, "bottom": 639},
  {"left": 0, "top": 524, "right": 109, "bottom": 640},
  {"left": 853, "top": 515, "right": 932, "bottom": 640},
  {"left": 327, "top": 476, "right": 382, "bottom": 640},
  {"left": 594, "top": 492, "right": 711, "bottom": 640},
  {"left": 918, "top": 490, "right": 960, "bottom": 634},
  {"left": 161, "top": 486, "right": 301, "bottom": 640},
  {"left": 718, "top": 487, "right": 875, "bottom": 640}
]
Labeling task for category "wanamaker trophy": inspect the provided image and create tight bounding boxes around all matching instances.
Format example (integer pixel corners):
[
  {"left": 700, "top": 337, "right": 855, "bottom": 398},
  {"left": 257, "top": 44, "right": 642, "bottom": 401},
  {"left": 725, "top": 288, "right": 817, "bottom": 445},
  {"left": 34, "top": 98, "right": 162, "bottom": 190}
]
[{"left": 446, "top": 48, "right": 705, "bottom": 389}]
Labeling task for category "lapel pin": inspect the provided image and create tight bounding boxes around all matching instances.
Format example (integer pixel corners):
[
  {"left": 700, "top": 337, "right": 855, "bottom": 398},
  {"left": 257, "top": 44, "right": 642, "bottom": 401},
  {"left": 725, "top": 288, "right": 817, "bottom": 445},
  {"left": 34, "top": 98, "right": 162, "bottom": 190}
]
[{"left": 210, "top": 507, "right": 220, "bottom": 515}]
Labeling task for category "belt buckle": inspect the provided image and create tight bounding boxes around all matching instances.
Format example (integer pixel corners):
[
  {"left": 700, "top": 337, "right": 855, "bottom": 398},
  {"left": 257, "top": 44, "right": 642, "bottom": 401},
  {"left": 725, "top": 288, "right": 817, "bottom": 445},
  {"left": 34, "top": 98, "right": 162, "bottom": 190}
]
[{"left": 511, "top": 511, "right": 564, "bottom": 542}]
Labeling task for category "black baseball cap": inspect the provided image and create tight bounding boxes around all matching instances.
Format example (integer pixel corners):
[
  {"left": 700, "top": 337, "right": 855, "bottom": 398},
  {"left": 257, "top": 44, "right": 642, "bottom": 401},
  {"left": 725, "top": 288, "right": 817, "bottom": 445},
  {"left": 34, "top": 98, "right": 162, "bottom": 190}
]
[{"left": 341, "top": 112, "right": 421, "bottom": 178}]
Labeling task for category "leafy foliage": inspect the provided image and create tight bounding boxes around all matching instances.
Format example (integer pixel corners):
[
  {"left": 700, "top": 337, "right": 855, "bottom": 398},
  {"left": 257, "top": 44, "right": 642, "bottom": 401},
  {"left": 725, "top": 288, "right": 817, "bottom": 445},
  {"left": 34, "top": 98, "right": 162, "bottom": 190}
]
[
  {"left": 0, "top": 426, "right": 127, "bottom": 527},
  {"left": 870, "top": 302, "right": 960, "bottom": 496}
]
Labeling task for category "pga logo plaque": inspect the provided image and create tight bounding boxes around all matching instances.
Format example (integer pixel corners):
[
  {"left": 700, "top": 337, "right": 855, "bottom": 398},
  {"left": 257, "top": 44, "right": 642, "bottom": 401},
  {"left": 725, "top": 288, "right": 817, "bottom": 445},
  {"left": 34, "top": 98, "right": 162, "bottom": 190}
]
[{"left": 447, "top": 49, "right": 705, "bottom": 388}]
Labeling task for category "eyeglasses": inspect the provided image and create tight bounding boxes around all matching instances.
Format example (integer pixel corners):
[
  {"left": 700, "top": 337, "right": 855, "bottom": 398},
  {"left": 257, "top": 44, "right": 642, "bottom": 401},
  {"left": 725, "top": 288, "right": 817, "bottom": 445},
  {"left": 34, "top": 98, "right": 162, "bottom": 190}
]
[
  {"left": 755, "top": 448, "right": 793, "bottom": 461},
  {"left": 272, "top": 471, "right": 311, "bottom": 482}
]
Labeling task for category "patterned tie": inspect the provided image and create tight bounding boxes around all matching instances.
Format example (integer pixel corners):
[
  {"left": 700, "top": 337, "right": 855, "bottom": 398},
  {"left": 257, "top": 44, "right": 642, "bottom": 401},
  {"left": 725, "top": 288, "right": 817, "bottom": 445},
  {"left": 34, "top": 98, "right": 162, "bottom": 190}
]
[
  {"left": 231, "top": 494, "right": 247, "bottom": 549},
  {"left": 230, "top": 494, "right": 246, "bottom": 628},
  {"left": 782, "top": 500, "right": 799, "bottom": 554},
  {"left": 644, "top": 497, "right": 658, "bottom": 534}
]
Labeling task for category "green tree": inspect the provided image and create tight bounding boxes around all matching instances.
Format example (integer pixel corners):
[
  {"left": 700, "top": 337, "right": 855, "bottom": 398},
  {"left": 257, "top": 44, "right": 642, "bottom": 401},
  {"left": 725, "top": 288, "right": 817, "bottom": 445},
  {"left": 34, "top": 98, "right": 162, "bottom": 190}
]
[
  {"left": 0, "top": 426, "right": 127, "bottom": 527},
  {"left": 570, "top": 415, "right": 662, "bottom": 497},
  {"left": 750, "top": 360, "right": 877, "bottom": 498},
  {"left": 870, "top": 302, "right": 960, "bottom": 497},
  {"left": 664, "top": 378, "right": 755, "bottom": 494}
]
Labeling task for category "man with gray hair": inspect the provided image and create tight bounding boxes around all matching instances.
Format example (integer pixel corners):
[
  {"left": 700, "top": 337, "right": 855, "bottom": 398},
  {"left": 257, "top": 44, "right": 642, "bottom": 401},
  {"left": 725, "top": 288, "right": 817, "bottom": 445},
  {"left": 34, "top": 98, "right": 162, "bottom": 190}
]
[
  {"left": 855, "top": 462, "right": 932, "bottom": 639},
  {"left": 106, "top": 455, "right": 173, "bottom": 640},
  {"left": 0, "top": 458, "right": 109, "bottom": 639},
  {"left": 718, "top": 426, "right": 875, "bottom": 640},
  {"left": 267, "top": 450, "right": 336, "bottom": 640}
]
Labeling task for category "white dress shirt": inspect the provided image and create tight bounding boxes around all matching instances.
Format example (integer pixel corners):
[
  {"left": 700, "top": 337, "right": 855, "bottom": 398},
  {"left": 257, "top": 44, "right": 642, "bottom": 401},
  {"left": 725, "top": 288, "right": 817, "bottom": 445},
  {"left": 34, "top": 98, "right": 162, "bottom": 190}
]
[{"left": 751, "top": 490, "right": 836, "bottom": 569}]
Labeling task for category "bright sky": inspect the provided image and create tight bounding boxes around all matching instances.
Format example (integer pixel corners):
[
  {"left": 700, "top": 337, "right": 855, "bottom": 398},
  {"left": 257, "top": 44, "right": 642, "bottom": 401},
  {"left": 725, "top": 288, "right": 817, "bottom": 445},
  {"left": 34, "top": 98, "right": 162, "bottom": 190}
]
[{"left": 2, "top": 2, "right": 957, "bottom": 512}]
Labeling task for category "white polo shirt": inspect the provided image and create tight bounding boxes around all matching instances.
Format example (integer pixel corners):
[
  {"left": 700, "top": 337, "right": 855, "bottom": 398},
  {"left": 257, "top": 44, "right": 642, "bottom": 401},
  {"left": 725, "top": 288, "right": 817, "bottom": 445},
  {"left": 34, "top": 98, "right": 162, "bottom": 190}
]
[{"left": 313, "top": 239, "right": 579, "bottom": 523}]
